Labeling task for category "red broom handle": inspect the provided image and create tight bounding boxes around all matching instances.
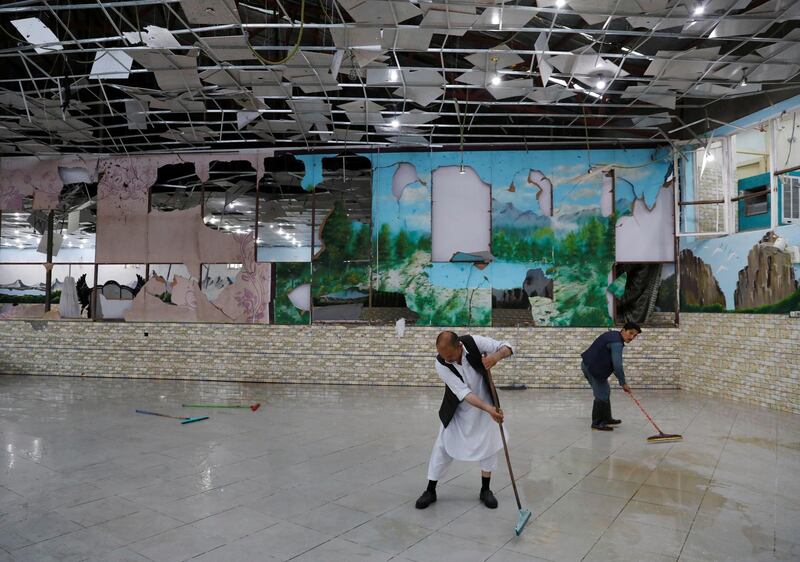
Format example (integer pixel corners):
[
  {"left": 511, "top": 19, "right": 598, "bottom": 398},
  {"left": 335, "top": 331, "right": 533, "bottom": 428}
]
[{"left": 626, "top": 391, "right": 664, "bottom": 435}]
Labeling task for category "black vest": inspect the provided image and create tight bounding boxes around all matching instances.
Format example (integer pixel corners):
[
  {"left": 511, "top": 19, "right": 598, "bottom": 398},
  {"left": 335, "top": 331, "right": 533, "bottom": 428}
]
[
  {"left": 436, "top": 335, "right": 495, "bottom": 428},
  {"left": 581, "top": 330, "right": 624, "bottom": 380}
]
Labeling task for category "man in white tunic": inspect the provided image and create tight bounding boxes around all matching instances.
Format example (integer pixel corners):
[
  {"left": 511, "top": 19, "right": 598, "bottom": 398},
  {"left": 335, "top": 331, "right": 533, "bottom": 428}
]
[{"left": 415, "top": 331, "right": 514, "bottom": 510}]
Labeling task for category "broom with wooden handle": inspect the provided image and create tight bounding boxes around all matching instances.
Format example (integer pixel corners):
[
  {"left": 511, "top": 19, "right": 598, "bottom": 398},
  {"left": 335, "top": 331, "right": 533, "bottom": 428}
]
[
  {"left": 626, "top": 391, "right": 683, "bottom": 443},
  {"left": 135, "top": 409, "right": 208, "bottom": 425},
  {"left": 484, "top": 367, "right": 532, "bottom": 536}
]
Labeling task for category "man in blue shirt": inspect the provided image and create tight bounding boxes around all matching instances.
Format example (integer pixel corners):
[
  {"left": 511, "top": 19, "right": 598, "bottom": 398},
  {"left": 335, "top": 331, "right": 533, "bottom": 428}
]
[{"left": 580, "top": 322, "right": 641, "bottom": 431}]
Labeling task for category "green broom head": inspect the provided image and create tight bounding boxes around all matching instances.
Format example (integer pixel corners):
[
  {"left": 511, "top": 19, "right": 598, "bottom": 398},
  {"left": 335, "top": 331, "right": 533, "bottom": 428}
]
[
  {"left": 515, "top": 508, "right": 532, "bottom": 535},
  {"left": 647, "top": 433, "right": 682, "bottom": 443}
]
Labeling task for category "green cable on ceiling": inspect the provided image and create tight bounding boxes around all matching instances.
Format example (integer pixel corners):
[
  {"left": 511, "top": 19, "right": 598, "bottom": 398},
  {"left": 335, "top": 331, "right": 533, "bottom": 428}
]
[{"left": 245, "top": 0, "right": 306, "bottom": 66}]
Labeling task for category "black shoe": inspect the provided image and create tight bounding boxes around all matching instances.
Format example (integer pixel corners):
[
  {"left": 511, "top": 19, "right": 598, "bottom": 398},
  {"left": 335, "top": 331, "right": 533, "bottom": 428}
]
[
  {"left": 591, "top": 423, "right": 614, "bottom": 431},
  {"left": 479, "top": 489, "right": 498, "bottom": 509},
  {"left": 415, "top": 490, "right": 437, "bottom": 509},
  {"left": 602, "top": 401, "right": 620, "bottom": 425}
]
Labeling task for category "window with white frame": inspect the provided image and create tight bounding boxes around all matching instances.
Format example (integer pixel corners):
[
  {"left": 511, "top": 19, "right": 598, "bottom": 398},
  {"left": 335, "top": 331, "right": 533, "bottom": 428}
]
[
  {"left": 783, "top": 174, "right": 800, "bottom": 223},
  {"left": 731, "top": 126, "right": 771, "bottom": 232},
  {"left": 677, "top": 140, "right": 731, "bottom": 236}
]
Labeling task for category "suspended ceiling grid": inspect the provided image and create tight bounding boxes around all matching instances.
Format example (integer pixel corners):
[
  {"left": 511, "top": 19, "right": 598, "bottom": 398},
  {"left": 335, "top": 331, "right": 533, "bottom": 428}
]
[{"left": 0, "top": 0, "right": 799, "bottom": 156}]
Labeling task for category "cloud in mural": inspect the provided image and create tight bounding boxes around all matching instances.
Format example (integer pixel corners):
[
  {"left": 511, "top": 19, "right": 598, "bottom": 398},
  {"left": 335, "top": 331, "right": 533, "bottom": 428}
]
[
  {"left": 549, "top": 162, "right": 589, "bottom": 185},
  {"left": 564, "top": 187, "right": 597, "bottom": 201},
  {"left": 288, "top": 283, "right": 311, "bottom": 312},
  {"left": 527, "top": 169, "right": 553, "bottom": 216},
  {"left": 392, "top": 162, "right": 420, "bottom": 200},
  {"left": 405, "top": 212, "right": 431, "bottom": 231}
]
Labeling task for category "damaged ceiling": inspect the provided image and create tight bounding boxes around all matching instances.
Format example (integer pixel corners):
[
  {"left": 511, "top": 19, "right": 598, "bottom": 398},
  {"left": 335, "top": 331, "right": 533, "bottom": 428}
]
[{"left": 0, "top": 0, "right": 799, "bottom": 155}]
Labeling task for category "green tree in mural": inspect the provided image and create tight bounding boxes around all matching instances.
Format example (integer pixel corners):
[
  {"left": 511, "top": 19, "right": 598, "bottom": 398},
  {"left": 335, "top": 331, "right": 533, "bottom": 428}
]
[
  {"left": 561, "top": 231, "right": 579, "bottom": 263},
  {"left": 417, "top": 234, "right": 432, "bottom": 253},
  {"left": 395, "top": 229, "right": 412, "bottom": 262},
  {"left": 377, "top": 223, "right": 392, "bottom": 265},
  {"left": 492, "top": 231, "right": 513, "bottom": 259},
  {"left": 320, "top": 200, "right": 354, "bottom": 265},
  {"left": 604, "top": 212, "right": 617, "bottom": 263},
  {"left": 312, "top": 199, "right": 369, "bottom": 302},
  {"left": 353, "top": 223, "right": 371, "bottom": 260},
  {"left": 583, "top": 217, "right": 604, "bottom": 257}
]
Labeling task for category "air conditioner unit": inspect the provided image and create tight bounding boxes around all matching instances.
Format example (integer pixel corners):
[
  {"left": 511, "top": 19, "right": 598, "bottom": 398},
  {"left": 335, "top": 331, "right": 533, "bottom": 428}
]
[{"left": 783, "top": 175, "right": 800, "bottom": 224}]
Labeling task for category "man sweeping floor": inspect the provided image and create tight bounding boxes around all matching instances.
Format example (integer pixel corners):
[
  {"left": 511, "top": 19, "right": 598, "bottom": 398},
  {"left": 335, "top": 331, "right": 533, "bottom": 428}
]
[
  {"left": 581, "top": 322, "right": 641, "bottom": 431},
  {"left": 415, "top": 331, "right": 513, "bottom": 510}
]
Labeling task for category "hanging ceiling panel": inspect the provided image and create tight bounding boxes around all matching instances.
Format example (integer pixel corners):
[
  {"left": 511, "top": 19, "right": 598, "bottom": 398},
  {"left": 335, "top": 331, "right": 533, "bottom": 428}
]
[{"left": 0, "top": 0, "right": 798, "bottom": 155}]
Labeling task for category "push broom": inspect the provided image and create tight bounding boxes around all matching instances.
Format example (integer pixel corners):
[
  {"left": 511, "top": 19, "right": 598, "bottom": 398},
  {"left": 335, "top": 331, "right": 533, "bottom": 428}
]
[
  {"left": 135, "top": 409, "right": 209, "bottom": 425},
  {"left": 485, "top": 367, "right": 532, "bottom": 536},
  {"left": 626, "top": 391, "right": 682, "bottom": 443}
]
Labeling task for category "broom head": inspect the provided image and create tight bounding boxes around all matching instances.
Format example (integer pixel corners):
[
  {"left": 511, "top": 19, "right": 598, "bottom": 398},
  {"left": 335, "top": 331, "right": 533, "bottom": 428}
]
[
  {"left": 647, "top": 433, "right": 682, "bottom": 443},
  {"left": 515, "top": 508, "right": 532, "bottom": 536},
  {"left": 180, "top": 416, "right": 209, "bottom": 424}
]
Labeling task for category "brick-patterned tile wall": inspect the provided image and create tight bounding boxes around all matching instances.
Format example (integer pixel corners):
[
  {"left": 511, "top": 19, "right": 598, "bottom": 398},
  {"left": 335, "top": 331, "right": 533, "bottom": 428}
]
[
  {"left": 0, "top": 321, "right": 679, "bottom": 389},
  {"left": 680, "top": 313, "right": 800, "bottom": 414}
]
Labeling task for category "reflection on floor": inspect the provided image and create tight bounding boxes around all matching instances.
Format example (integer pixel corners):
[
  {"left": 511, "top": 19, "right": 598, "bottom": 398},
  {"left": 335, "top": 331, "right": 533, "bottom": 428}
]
[{"left": 0, "top": 375, "right": 797, "bottom": 562}]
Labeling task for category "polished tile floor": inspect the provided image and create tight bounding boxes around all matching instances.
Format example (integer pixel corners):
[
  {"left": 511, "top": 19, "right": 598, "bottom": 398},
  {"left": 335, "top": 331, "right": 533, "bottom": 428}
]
[{"left": 0, "top": 375, "right": 798, "bottom": 562}]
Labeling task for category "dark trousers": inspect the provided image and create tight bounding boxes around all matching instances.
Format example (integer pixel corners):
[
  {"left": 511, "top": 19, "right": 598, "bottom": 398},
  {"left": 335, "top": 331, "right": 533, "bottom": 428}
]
[
  {"left": 581, "top": 362, "right": 612, "bottom": 426},
  {"left": 581, "top": 362, "right": 610, "bottom": 402}
]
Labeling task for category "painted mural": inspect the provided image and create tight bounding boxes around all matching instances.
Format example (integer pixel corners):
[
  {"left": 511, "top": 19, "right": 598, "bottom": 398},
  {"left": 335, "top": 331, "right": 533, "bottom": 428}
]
[
  {"left": 365, "top": 149, "right": 670, "bottom": 326},
  {"left": 679, "top": 224, "right": 800, "bottom": 313},
  {"left": 1, "top": 147, "right": 676, "bottom": 326},
  {"left": 274, "top": 263, "right": 311, "bottom": 325}
]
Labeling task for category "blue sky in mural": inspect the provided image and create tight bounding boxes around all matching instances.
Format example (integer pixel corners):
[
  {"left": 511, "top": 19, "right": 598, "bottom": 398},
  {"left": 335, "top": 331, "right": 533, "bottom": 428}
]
[
  {"left": 369, "top": 148, "right": 669, "bottom": 238},
  {"left": 683, "top": 224, "right": 800, "bottom": 309}
]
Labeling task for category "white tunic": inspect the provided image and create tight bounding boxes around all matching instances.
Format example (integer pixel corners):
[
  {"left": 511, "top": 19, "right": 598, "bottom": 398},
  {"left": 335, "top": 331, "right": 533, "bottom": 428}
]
[{"left": 433, "top": 335, "right": 513, "bottom": 461}]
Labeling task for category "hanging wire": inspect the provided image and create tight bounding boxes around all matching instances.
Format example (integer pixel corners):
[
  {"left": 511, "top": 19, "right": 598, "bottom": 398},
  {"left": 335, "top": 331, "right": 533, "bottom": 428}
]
[{"left": 244, "top": 0, "right": 306, "bottom": 65}]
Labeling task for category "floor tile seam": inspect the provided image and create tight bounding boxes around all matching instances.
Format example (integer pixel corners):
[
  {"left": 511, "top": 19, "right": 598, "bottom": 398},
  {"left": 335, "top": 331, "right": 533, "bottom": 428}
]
[
  {"left": 282, "top": 509, "right": 399, "bottom": 562},
  {"left": 6, "top": 511, "right": 155, "bottom": 556},
  {"left": 323, "top": 440, "right": 416, "bottom": 477},
  {"left": 95, "top": 512, "right": 194, "bottom": 545},
  {"left": 0, "top": 524, "right": 85, "bottom": 553},
  {"left": 675, "top": 409, "right": 739, "bottom": 561}
]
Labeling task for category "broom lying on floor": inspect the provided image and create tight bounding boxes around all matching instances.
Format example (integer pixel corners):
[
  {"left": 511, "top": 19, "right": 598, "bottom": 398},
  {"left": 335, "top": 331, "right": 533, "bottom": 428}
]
[{"left": 135, "top": 409, "right": 209, "bottom": 425}]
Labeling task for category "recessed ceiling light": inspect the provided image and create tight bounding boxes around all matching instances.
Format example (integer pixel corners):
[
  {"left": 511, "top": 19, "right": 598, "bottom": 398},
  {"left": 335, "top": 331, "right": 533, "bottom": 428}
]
[
  {"left": 390, "top": 119, "right": 400, "bottom": 128},
  {"left": 555, "top": 0, "right": 566, "bottom": 7},
  {"left": 389, "top": 69, "right": 399, "bottom": 82},
  {"left": 491, "top": 11, "right": 501, "bottom": 25},
  {"left": 491, "top": 75, "right": 502, "bottom": 86},
  {"left": 596, "top": 80, "right": 607, "bottom": 90},
  {"left": 693, "top": 5, "right": 704, "bottom": 15}
]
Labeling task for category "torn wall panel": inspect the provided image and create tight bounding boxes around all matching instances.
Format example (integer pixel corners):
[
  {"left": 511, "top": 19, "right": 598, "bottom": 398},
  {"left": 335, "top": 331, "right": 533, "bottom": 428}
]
[
  {"left": 615, "top": 184, "right": 675, "bottom": 262},
  {"left": 431, "top": 165, "right": 492, "bottom": 262}
]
